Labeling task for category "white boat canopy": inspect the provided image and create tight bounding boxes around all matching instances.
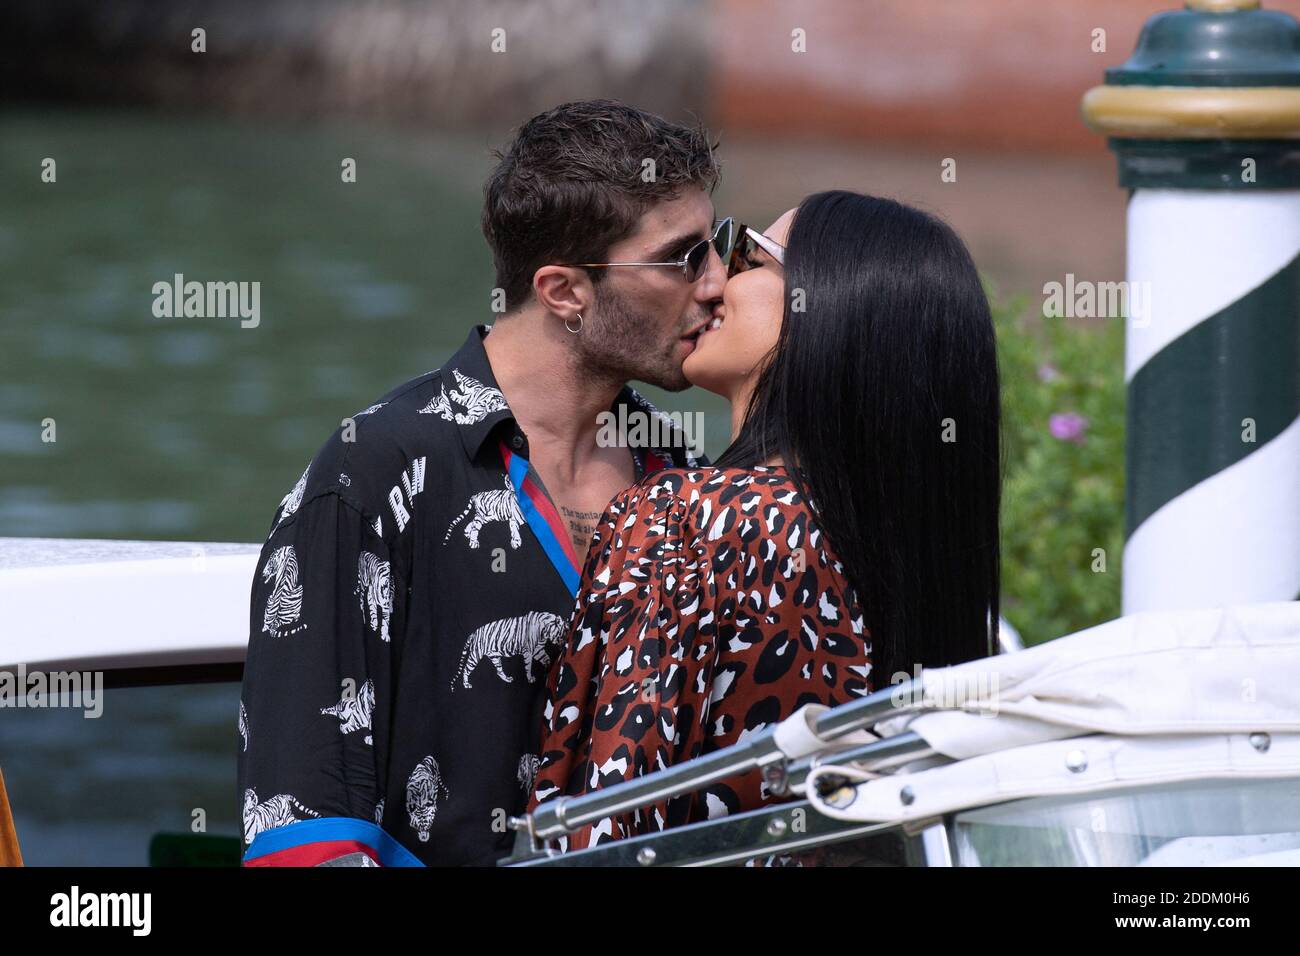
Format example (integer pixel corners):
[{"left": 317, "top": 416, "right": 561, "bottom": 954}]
[{"left": 797, "top": 601, "right": 1300, "bottom": 825}]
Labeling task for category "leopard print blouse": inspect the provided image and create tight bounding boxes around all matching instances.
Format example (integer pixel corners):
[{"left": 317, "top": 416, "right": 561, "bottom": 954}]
[{"left": 528, "top": 464, "right": 872, "bottom": 852}]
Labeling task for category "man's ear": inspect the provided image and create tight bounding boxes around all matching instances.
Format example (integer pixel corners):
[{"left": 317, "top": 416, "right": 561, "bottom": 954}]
[{"left": 533, "top": 265, "right": 592, "bottom": 324}]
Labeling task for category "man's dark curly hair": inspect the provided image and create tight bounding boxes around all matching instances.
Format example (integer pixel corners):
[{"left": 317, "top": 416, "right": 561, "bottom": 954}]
[{"left": 482, "top": 99, "right": 721, "bottom": 313}]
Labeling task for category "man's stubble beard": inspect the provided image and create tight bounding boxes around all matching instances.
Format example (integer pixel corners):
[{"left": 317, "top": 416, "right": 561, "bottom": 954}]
[{"left": 576, "top": 280, "right": 692, "bottom": 392}]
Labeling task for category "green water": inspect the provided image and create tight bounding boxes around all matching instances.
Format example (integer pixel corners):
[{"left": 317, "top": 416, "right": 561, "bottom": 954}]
[{"left": 0, "top": 109, "right": 731, "bottom": 864}]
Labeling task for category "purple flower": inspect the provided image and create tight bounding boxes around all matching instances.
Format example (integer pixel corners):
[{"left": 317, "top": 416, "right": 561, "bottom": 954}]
[
  {"left": 1049, "top": 412, "right": 1089, "bottom": 443},
  {"left": 1037, "top": 363, "right": 1060, "bottom": 383}
]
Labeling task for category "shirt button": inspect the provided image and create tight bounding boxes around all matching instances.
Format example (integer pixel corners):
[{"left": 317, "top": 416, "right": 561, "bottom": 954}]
[{"left": 510, "top": 434, "right": 524, "bottom": 450}]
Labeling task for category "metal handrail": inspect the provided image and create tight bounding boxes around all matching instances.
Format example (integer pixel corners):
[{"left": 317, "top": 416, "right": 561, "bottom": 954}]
[{"left": 518, "top": 677, "right": 931, "bottom": 844}]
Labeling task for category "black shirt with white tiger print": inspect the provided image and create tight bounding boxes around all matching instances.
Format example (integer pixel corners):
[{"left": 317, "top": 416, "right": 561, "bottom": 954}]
[{"left": 237, "top": 324, "right": 703, "bottom": 867}]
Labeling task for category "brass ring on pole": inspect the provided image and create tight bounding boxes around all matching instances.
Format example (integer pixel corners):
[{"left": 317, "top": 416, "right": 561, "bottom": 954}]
[
  {"left": 1185, "top": 0, "right": 1260, "bottom": 12},
  {"left": 1081, "top": 85, "right": 1300, "bottom": 138}
]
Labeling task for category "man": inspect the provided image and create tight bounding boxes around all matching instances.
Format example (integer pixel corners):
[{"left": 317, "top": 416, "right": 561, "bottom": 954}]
[{"left": 237, "top": 99, "right": 728, "bottom": 866}]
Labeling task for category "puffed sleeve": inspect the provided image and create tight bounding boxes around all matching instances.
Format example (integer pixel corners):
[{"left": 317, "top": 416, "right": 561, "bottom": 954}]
[
  {"left": 527, "top": 476, "right": 720, "bottom": 851},
  {"left": 237, "top": 490, "right": 411, "bottom": 866}
]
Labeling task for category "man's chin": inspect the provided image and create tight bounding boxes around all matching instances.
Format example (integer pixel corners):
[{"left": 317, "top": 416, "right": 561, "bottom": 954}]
[
  {"left": 634, "top": 363, "right": 693, "bottom": 393},
  {"left": 655, "top": 373, "right": 693, "bottom": 393}
]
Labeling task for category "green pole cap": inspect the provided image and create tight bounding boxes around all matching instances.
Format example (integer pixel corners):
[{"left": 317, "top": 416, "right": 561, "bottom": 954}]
[
  {"left": 1108, "top": 1, "right": 1300, "bottom": 87},
  {"left": 1081, "top": 2, "right": 1300, "bottom": 187}
]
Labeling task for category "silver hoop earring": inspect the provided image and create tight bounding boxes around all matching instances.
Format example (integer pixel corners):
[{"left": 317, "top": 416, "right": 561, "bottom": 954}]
[{"left": 565, "top": 313, "right": 583, "bottom": 334}]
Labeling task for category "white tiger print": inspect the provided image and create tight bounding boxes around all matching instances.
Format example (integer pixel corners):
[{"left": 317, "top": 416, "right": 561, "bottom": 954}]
[
  {"left": 443, "top": 473, "right": 523, "bottom": 550},
  {"left": 320, "top": 678, "right": 374, "bottom": 746},
  {"left": 374, "top": 798, "right": 385, "bottom": 825},
  {"left": 448, "top": 369, "right": 508, "bottom": 423},
  {"left": 451, "top": 611, "right": 567, "bottom": 690},
  {"left": 405, "top": 755, "right": 450, "bottom": 843},
  {"left": 355, "top": 551, "right": 393, "bottom": 642},
  {"left": 276, "top": 465, "right": 309, "bottom": 527},
  {"left": 517, "top": 753, "right": 540, "bottom": 793},
  {"left": 238, "top": 699, "right": 249, "bottom": 752},
  {"left": 419, "top": 369, "right": 508, "bottom": 425},
  {"left": 261, "top": 545, "right": 306, "bottom": 637},
  {"left": 355, "top": 401, "right": 387, "bottom": 417},
  {"left": 418, "top": 383, "right": 457, "bottom": 421},
  {"left": 242, "top": 788, "right": 320, "bottom": 846}
]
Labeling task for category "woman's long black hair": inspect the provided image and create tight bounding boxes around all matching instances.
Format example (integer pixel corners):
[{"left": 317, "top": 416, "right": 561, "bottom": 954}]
[{"left": 715, "top": 190, "right": 1001, "bottom": 689}]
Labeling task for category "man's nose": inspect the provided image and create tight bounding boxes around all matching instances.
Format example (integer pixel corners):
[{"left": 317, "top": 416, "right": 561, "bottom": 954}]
[{"left": 693, "top": 247, "right": 727, "bottom": 301}]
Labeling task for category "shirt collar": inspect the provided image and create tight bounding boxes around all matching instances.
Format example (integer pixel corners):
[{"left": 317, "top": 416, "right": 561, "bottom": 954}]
[
  {"left": 441, "top": 325, "right": 517, "bottom": 461},
  {"left": 441, "top": 324, "right": 703, "bottom": 468}
]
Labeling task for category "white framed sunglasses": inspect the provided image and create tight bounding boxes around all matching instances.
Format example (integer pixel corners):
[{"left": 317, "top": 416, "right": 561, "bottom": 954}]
[{"left": 727, "top": 224, "right": 785, "bottom": 277}]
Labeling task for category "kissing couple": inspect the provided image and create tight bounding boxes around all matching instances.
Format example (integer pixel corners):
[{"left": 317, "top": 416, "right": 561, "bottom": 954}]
[{"left": 237, "top": 98, "right": 1001, "bottom": 866}]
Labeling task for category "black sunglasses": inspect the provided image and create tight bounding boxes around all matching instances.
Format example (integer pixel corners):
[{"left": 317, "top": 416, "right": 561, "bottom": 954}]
[
  {"left": 727, "top": 224, "right": 786, "bottom": 278},
  {"left": 573, "top": 218, "right": 734, "bottom": 283}
]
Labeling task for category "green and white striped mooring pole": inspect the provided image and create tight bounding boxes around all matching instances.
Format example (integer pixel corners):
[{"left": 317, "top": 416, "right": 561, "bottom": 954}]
[{"left": 1082, "top": 0, "right": 1300, "bottom": 613}]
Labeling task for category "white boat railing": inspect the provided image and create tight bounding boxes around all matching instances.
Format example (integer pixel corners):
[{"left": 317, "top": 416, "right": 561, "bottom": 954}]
[{"left": 0, "top": 537, "right": 260, "bottom": 684}]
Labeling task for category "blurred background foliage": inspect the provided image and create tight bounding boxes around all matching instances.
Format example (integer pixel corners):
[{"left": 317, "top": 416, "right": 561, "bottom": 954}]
[{"left": 995, "top": 293, "right": 1126, "bottom": 645}]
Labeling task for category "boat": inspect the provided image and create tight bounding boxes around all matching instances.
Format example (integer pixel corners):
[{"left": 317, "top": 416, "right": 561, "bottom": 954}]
[
  {"left": 3, "top": 537, "right": 1296, "bottom": 867},
  {"left": 502, "top": 601, "right": 1300, "bottom": 867}
]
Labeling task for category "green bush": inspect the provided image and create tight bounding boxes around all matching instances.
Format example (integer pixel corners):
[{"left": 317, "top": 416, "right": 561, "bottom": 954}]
[{"left": 994, "top": 292, "right": 1126, "bottom": 646}]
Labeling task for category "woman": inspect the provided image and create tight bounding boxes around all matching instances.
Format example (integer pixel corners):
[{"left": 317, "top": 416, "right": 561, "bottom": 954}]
[{"left": 528, "top": 190, "right": 1002, "bottom": 850}]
